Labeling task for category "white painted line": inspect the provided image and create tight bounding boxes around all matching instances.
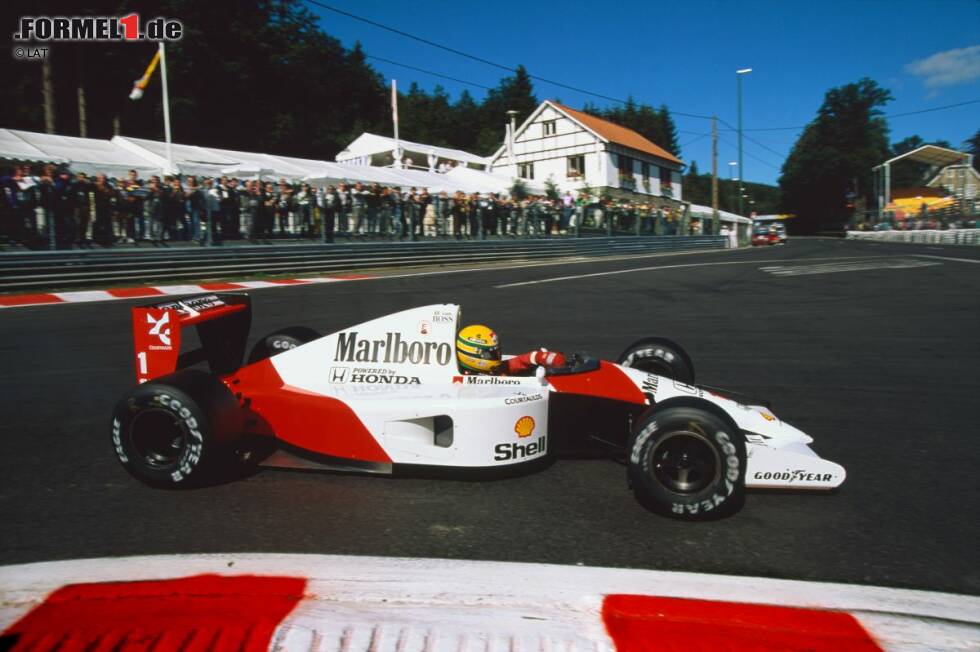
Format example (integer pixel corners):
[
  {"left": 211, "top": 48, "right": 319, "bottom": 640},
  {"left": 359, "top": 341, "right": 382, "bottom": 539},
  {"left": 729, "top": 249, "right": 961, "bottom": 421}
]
[
  {"left": 494, "top": 255, "right": 903, "bottom": 288},
  {"left": 760, "top": 258, "right": 940, "bottom": 277},
  {"left": 1, "top": 554, "right": 976, "bottom": 651},
  {"left": 914, "top": 254, "right": 980, "bottom": 264}
]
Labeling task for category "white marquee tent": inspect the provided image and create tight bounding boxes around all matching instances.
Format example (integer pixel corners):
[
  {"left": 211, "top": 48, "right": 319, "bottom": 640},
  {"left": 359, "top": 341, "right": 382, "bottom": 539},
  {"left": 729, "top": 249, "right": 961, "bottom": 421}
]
[
  {"left": 0, "top": 128, "right": 531, "bottom": 195},
  {"left": 0, "top": 129, "right": 158, "bottom": 177}
]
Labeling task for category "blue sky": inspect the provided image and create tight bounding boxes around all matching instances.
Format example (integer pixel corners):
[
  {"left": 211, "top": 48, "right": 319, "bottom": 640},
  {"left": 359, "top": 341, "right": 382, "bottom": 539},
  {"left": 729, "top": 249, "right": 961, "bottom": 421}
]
[{"left": 309, "top": 0, "right": 980, "bottom": 186}]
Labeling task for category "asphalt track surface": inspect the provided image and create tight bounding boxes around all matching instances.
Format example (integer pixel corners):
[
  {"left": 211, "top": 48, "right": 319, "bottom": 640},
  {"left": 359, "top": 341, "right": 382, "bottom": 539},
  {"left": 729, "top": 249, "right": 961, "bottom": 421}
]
[{"left": 1, "top": 238, "right": 978, "bottom": 595}]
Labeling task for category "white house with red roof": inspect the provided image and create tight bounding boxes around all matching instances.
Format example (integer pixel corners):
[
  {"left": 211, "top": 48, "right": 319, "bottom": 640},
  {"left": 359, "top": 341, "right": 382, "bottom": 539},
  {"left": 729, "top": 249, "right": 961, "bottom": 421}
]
[{"left": 488, "top": 100, "right": 684, "bottom": 200}]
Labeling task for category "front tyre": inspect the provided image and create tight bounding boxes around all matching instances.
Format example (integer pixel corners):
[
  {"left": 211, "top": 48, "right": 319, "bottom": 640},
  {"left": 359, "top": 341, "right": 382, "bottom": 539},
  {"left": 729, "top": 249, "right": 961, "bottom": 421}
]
[
  {"left": 618, "top": 337, "right": 695, "bottom": 383},
  {"left": 111, "top": 370, "right": 243, "bottom": 488},
  {"left": 628, "top": 406, "right": 745, "bottom": 519}
]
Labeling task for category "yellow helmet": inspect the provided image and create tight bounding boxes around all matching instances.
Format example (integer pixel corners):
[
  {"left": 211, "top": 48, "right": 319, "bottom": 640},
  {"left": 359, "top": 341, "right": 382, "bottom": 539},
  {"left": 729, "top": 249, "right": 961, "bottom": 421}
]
[{"left": 456, "top": 324, "right": 501, "bottom": 373}]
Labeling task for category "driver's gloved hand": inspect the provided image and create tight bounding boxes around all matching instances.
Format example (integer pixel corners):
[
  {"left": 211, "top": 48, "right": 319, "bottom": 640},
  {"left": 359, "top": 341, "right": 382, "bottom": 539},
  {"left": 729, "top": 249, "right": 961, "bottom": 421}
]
[
  {"left": 504, "top": 349, "right": 566, "bottom": 374},
  {"left": 529, "top": 349, "right": 565, "bottom": 367}
]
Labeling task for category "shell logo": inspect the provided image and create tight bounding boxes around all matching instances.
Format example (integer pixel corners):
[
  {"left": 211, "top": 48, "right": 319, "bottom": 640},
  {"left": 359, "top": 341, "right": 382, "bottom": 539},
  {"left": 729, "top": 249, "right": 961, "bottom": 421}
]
[{"left": 514, "top": 416, "right": 535, "bottom": 438}]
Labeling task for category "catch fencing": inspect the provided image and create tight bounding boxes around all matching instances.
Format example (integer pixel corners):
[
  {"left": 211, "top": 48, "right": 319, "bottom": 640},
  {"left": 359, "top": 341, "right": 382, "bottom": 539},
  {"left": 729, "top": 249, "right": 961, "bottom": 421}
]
[{"left": 0, "top": 235, "right": 727, "bottom": 293}]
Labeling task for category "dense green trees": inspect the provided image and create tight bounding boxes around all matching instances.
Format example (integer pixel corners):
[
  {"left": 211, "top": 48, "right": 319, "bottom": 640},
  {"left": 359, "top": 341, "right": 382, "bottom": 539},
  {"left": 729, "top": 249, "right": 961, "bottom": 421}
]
[
  {"left": 779, "top": 78, "right": 893, "bottom": 232},
  {"left": 683, "top": 161, "right": 782, "bottom": 215},
  {"left": 0, "top": 1, "right": 544, "bottom": 160}
]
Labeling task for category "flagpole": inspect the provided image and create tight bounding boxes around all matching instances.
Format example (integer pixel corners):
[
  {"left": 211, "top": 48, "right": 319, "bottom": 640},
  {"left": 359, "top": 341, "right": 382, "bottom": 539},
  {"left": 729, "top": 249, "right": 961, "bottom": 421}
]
[
  {"left": 391, "top": 79, "right": 400, "bottom": 169},
  {"left": 158, "top": 42, "right": 173, "bottom": 175}
]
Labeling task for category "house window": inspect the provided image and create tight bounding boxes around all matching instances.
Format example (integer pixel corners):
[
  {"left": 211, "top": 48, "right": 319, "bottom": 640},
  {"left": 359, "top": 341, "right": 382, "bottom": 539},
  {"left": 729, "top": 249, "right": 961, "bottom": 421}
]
[
  {"left": 660, "top": 166, "right": 672, "bottom": 188},
  {"left": 542, "top": 120, "right": 557, "bottom": 136},
  {"left": 618, "top": 155, "right": 635, "bottom": 190},
  {"left": 567, "top": 155, "right": 585, "bottom": 178},
  {"left": 518, "top": 162, "right": 535, "bottom": 180},
  {"left": 641, "top": 162, "right": 650, "bottom": 180},
  {"left": 618, "top": 154, "right": 633, "bottom": 176}
]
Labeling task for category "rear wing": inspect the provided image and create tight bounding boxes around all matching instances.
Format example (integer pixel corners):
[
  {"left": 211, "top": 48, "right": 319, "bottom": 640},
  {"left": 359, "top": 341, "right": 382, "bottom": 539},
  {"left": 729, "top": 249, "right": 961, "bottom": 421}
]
[{"left": 131, "top": 293, "right": 252, "bottom": 384}]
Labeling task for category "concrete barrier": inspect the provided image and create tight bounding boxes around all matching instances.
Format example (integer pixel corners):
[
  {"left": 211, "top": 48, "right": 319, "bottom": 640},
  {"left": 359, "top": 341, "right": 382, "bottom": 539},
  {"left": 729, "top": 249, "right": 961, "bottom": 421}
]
[{"left": 846, "top": 229, "right": 979, "bottom": 246}]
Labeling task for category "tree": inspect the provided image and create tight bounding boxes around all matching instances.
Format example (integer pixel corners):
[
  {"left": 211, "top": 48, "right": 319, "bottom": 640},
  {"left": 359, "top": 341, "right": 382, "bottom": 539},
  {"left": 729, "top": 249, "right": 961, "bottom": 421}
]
[
  {"left": 0, "top": 0, "right": 388, "bottom": 160},
  {"left": 510, "top": 178, "right": 528, "bottom": 201},
  {"left": 544, "top": 177, "right": 560, "bottom": 200},
  {"left": 475, "top": 65, "right": 538, "bottom": 155},
  {"left": 779, "top": 78, "right": 893, "bottom": 232}
]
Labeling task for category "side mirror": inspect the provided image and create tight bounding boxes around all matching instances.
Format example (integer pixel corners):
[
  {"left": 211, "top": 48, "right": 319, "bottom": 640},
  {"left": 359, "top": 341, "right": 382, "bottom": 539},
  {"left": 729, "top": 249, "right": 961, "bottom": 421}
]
[{"left": 536, "top": 365, "right": 547, "bottom": 386}]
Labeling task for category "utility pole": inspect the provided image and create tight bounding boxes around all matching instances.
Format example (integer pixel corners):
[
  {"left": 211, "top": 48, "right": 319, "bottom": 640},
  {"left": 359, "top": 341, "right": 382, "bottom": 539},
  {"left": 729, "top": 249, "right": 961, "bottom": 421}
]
[
  {"left": 711, "top": 116, "right": 719, "bottom": 234},
  {"left": 42, "top": 58, "right": 55, "bottom": 133}
]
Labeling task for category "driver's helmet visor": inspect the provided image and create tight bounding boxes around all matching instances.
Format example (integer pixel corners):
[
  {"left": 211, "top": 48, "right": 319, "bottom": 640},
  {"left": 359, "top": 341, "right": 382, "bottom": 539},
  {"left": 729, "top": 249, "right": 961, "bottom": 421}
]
[{"left": 471, "top": 345, "right": 501, "bottom": 361}]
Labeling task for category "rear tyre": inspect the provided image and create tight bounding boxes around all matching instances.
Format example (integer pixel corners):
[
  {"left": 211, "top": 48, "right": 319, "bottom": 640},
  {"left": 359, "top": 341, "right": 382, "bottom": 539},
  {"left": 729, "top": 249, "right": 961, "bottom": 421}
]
[
  {"left": 617, "top": 337, "right": 695, "bottom": 384},
  {"left": 111, "top": 369, "right": 243, "bottom": 488},
  {"left": 247, "top": 326, "right": 321, "bottom": 364},
  {"left": 628, "top": 406, "right": 745, "bottom": 519}
]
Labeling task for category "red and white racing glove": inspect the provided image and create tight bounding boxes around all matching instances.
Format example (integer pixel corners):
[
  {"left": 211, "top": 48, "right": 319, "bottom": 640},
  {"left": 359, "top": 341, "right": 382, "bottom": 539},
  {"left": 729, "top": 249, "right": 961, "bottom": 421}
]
[{"left": 505, "top": 348, "right": 566, "bottom": 374}]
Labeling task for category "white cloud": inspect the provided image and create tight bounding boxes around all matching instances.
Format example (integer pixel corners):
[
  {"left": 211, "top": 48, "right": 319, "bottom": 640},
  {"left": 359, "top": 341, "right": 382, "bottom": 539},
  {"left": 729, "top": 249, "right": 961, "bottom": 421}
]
[{"left": 905, "top": 45, "right": 980, "bottom": 88}]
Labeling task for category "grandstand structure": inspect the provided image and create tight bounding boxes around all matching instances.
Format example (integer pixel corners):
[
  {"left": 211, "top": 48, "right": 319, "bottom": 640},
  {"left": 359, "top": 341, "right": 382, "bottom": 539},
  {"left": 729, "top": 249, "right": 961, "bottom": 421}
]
[{"left": 872, "top": 145, "right": 975, "bottom": 222}]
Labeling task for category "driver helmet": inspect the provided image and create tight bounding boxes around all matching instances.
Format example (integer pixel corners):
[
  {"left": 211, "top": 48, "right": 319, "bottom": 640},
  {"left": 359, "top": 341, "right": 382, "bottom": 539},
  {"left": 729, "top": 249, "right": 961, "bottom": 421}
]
[{"left": 456, "top": 324, "right": 501, "bottom": 373}]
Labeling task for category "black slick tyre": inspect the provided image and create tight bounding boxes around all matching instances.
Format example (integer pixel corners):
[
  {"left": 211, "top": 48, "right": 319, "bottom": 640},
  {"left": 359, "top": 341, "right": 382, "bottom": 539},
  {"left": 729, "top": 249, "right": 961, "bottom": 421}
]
[
  {"left": 617, "top": 337, "right": 695, "bottom": 383},
  {"left": 111, "top": 369, "right": 243, "bottom": 488},
  {"left": 247, "top": 326, "right": 321, "bottom": 364},
  {"left": 628, "top": 406, "right": 745, "bottom": 519}
]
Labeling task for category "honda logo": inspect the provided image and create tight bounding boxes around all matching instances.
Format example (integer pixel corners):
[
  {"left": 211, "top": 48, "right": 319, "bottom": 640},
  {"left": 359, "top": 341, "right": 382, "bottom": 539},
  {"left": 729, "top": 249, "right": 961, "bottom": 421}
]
[{"left": 330, "top": 367, "right": 350, "bottom": 383}]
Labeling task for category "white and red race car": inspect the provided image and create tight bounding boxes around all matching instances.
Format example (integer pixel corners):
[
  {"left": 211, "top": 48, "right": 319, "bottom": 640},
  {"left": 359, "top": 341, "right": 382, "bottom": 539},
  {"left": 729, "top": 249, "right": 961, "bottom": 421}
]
[{"left": 112, "top": 294, "right": 845, "bottom": 519}]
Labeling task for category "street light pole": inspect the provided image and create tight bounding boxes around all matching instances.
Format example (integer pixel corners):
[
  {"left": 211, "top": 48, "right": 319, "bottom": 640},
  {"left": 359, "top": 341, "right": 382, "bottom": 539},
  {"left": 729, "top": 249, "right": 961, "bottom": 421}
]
[
  {"left": 736, "top": 68, "right": 752, "bottom": 217},
  {"left": 507, "top": 109, "right": 519, "bottom": 180}
]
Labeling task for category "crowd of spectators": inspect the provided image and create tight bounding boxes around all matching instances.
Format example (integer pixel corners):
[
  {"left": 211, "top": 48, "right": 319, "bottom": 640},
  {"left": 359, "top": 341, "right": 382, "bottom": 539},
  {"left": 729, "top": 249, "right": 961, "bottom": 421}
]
[{"left": 0, "top": 164, "right": 689, "bottom": 248}]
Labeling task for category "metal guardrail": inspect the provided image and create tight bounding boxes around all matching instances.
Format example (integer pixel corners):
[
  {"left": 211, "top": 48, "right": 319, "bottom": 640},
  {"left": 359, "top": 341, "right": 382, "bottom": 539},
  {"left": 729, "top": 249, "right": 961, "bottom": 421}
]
[
  {"left": 846, "top": 229, "right": 980, "bottom": 245},
  {"left": 0, "top": 236, "right": 727, "bottom": 292}
]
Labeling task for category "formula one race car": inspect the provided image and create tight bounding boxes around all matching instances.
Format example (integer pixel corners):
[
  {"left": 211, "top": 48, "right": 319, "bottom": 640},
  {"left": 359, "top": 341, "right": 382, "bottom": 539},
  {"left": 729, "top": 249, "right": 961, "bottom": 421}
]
[{"left": 111, "top": 294, "right": 845, "bottom": 519}]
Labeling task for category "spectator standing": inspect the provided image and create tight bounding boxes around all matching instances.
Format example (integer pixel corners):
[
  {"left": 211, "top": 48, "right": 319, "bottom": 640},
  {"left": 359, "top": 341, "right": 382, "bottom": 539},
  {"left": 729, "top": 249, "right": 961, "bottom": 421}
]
[
  {"left": 186, "top": 177, "right": 204, "bottom": 242},
  {"left": 203, "top": 178, "right": 220, "bottom": 244},
  {"left": 349, "top": 181, "right": 366, "bottom": 234},
  {"left": 561, "top": 191, "right": 573, "bottom": 234},
  {"left": 91, "top": 173, "right": 116, "bottom": 245},
  {"left": 71, "top": 172, "right": 93, "bottom": 245},
  {"left": 276, "top": 179, "right": 293, "bottom": 236},
  {"left": 173, "top": 178, "right": 189, "bottom": 239},
  {"left": 295, "top": 183, "right": 313, "bottom": 236},
  {"left": 320, "top": 185, "right": 338, "bottom": 242},
  {"left": 50, "top": 168, "right": 76, "bottom": 248},
  {"left": 217, "top": 177, "right": 236, "bottom": 241},
  {"left": 144, "top": 176, "right": 164, "bottom": 243},
  {"left": 336, "top": 182, "right": 349, "bottom": 233},
  {"left": 243, "top": 181, "right": 261, "bottom": 240},
  {"left": 121, "top": 170, "right": 144, "bottom": 242},
  {"left": 364, "top": 183, "right": 380, "bottom": 235}
]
